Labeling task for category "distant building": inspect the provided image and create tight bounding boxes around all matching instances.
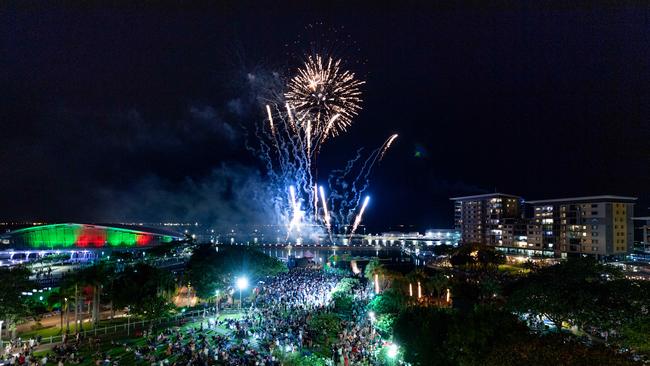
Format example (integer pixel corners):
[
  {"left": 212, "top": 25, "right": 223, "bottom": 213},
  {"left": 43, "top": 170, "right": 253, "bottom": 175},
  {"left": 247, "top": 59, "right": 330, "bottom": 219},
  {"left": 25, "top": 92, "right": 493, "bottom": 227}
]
[
  {"left": 450, "top": 193, "right": 524, "bottom": 246},
  {"left": 0, "top": 223, "right": 185, "bottom": 250},
  {"left": 422, "top": 229, "right": 461, "bottom": 246},
  {"left": 450, "top": 193, "right": 638, "bottom": 258},
  {"left": 526, "top": 196, "right": 636, "bottom": 258},
  {"left": 359, "top": 229, "right": 460, "bottom": 247},
  {"left": 633, "top": 217, "right": 650, "bottom": 252}
]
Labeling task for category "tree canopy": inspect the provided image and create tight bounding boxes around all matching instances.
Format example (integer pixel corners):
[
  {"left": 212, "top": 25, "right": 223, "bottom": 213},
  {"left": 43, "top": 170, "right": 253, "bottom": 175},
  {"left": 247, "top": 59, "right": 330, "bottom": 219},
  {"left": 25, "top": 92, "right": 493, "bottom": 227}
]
[
  {"left": 113, "top": 262, "right": 175, "bottom": 319},
  {"left": 0, "top": 266, "right": 33, "bottom": 327},
  {"left": 187, "top": 245, "right": 287, "bottom": 299}
]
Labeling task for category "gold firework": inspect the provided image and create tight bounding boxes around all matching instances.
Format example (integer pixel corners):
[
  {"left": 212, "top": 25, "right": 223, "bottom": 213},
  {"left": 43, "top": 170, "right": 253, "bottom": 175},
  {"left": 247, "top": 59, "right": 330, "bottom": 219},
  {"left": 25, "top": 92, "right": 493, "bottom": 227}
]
[{"left": 285, "top": 55, "right": 364, "bottom": 138}]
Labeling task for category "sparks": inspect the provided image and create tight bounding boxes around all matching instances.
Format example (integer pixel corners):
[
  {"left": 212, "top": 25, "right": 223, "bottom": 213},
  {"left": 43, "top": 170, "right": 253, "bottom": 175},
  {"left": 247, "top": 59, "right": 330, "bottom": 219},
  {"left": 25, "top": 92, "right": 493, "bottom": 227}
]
[
  {"left": 285, "top": 54, "right": 364, "bottom": 138},
  {"left": 322, "top": 113, "right": 340, "bottom": 141}
]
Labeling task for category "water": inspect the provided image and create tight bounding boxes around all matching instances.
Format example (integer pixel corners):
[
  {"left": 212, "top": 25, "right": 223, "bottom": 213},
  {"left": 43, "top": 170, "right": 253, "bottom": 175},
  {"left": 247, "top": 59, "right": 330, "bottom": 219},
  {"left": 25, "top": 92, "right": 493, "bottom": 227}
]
[{"left": 251, "top": 245, "right": 412, "bottom": 264}]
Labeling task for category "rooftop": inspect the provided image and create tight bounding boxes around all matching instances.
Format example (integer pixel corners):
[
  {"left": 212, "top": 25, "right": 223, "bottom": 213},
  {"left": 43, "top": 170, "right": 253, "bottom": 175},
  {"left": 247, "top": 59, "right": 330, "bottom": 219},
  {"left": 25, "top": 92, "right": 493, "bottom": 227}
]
[
  {"left": 450, "top": 193, "right": 522, "bottom": 201},
  {"left": 527, "top": 195, "right": 638, "bottom": 204}
]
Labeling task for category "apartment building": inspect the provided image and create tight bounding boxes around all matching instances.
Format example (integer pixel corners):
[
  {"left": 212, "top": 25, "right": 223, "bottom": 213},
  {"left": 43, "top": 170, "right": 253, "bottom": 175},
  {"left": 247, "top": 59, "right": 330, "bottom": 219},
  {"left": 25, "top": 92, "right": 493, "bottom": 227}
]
[
  {"left": 526, "top": 196, "right": 636, "bottom": 257},
  {"left": 450, "top": 193, "right": 523, "bottom": 246},
  {"left": 451, "top": 194, "right": 637, "bottom": 258}
]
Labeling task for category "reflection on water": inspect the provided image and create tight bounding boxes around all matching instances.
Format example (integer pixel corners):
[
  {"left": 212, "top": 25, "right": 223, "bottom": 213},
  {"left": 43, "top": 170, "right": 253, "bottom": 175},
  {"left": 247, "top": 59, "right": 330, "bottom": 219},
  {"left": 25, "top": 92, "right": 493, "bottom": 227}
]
[{"left": 251, "top": 246, "right": 412, "bottom": 264}]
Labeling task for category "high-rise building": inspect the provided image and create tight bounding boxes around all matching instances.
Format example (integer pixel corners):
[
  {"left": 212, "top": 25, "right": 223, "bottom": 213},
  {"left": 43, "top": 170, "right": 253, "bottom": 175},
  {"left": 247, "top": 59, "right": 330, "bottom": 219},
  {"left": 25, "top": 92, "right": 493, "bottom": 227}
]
[
  {"left": 527, "top": 196, "right": 636, "bottom": 258},
  {"left": 450, "top": 193, "right": 523, "bottom": 246}
]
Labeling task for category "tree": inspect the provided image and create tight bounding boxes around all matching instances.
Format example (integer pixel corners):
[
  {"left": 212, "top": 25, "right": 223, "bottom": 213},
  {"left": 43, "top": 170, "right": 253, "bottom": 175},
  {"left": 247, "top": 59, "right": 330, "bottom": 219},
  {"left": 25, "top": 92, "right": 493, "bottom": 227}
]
[
  {"left": 364, "top": 259, "right": 382, "bottom": 281},
  {"left": 507, "top": 258, "right": 627, "bottom": 332},
  {"left": 425, "top": 273, "right": 449, "bottom": 298},
  {"left": 307, "top": 312, "right": 342, "bottom": 356},
  {"left": 187, "top": 245, "right": 286, "bottom": 299},
  {"left": 278, "top": 352, "right": 329, "bottom": 366},
  {"left": 331, "top": 292, "right": 354, "bottom": 317},
  {"left": 367, "top": 288, "right": 407, "bottom": 315},
  {"left": 432, "top": 244, "right": 455, "bottom": 256},
  {"left": 450, "top": 244, "right": 505, "bottom": 270},
  {"left": 484, "top": 333, "right": 640, "bottom": 366},
  {"left": 620, "top": 318, "right": 650, "bottom": 356},
  {"left": 113, "top": 263, "right": 175, "bottom": 319},
  {"left": 392, "top": 307, "right": 455, "bottom": 366},
  {"left": 392, "top": 304, "right": 528, "bottom": 366},
  {"left": 374, "top": 313, "right": 395, "bottom": 335},
  {"left": 0, "top": 266, "right": 33, "bottom": 338},
  {"left": 477, "top": 276, "right": 502, "bottom": 302},
  {"left": 76, "top": 263, "right": 115, "bottom": 327},
  {"left": 446, "top": 305, "right": 528, "bottom": 365}
]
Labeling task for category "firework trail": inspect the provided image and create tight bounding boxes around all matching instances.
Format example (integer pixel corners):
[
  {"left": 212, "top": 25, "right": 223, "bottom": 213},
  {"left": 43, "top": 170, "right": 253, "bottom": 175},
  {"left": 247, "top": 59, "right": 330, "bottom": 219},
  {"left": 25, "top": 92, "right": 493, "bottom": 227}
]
[
  {"left": 349, "top": 196, "right": 370, "bottom": 239},
  {"left": 379, "top": 134, "right": 399, "bottom": 162},
  {"left": 319, "top": 185, "right": 332, "bottom": 238},
  {"left": 266, "top": 104, "right": 275, "bottom": 135},
  {"left": 327, "top": 133, "right": 399, "bottom": 229},
  {"left": 313, "top": 183, "right": 319, "bottom": 219},
  {"left": 249, "top": 52, "right": 395, "bottom": 244}
]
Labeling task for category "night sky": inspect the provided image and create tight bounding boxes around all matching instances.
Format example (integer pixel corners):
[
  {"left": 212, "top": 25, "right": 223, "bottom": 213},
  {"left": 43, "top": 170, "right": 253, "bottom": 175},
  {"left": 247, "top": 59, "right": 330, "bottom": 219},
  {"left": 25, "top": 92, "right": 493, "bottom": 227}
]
[{"left": 1, "top": 3, "right": 649, "bottom": 231}]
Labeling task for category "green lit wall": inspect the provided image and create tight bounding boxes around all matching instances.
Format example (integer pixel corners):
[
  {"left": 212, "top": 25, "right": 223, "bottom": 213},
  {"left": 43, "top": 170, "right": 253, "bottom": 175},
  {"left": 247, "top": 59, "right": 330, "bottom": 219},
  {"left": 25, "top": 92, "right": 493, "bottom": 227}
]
[{"left": 5, "top": 224, "right": 179, "bottom": 249}]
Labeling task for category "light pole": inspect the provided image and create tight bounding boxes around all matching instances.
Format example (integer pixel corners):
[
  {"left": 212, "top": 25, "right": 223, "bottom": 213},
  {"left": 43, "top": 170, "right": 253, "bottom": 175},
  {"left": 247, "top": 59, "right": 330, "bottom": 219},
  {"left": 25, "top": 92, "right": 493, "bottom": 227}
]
[
  {"left": 65, "top": 297, "right": 70, "bottom": 333},
  {"left": 368, "top": 311, "right": 376, "bottom": 336},
  {"left": 236, "top": 277, "right": 249, "bottom": 311},
  {"left": 387, "top": 344, "right": 399, "bottom": 359},
  {"left": 214, "top": 290, "right": 220, "bottom": 315}
]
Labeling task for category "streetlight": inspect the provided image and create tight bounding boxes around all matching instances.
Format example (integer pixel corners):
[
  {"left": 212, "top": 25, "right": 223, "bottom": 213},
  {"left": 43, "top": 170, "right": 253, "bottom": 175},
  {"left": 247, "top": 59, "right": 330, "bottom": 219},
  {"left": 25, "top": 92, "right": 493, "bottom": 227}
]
[
  {"left": 214, "top": 289, "right": 220, "bottom": 314},
  {"left": 387, "top": 343, "right": 399, "bottom": 359},
  {"left": 368, "top": 311, "right": 376, "bottom": 335},
  {"left": 64, "top": 297, "right": 69, "bottom": 333},
  {"left": 236, "top": 277, "right": 249, "bottom": 310}
]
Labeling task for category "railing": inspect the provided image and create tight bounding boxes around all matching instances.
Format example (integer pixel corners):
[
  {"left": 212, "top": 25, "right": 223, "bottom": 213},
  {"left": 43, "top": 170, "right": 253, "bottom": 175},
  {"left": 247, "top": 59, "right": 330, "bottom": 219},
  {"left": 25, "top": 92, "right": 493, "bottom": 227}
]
[{"left": 1, "top": 308, "right": 240, "bottom": 348}]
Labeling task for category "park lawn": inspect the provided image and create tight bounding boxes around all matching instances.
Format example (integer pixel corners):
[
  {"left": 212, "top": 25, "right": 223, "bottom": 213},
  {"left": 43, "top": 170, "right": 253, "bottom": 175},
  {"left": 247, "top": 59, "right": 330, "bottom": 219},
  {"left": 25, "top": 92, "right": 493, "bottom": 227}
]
[
  {"left": 19, "top": 317, "right": 130, "bottom": 339},
  {"left": 34, "top": 313, "right": 242, "bottom": 365},
  {"left": 498, "top": 264, "right": 530, "bottom": 275}
]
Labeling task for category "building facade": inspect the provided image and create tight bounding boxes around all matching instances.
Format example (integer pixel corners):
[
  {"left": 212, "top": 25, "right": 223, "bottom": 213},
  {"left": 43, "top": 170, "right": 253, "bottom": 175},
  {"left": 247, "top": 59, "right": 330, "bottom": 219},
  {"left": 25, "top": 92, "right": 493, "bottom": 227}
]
[
  {"left": 451, "top": 194, "right": 637, "bottom": 258},
  {"left": 633, "top": 217, "right": 650, "bottom": 253},
  {"left": 525, "top": 196, "right": 636, "bottom": 257},
  {"left": 450, "top": 193, "right": 524, "bottom": 246}
]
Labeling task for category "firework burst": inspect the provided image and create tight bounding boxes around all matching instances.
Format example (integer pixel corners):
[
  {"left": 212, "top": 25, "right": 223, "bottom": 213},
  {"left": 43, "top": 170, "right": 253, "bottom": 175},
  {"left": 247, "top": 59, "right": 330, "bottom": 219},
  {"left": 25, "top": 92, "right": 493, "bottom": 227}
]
[
  {"left": 249, "top": 51, "right": 396, "bottom": 244},
  {"left": 285, "top": 55, "right": 364, "bottom": 139}
]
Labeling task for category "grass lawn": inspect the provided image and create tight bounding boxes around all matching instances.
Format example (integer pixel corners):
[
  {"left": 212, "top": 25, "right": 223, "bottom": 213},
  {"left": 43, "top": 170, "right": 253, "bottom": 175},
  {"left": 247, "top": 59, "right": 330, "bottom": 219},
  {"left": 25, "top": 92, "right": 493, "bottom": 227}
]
[
  {"left": 33, "top": 312, "right": 243, "bottom": 365},
  {"left": 498, "top": 264, "right": 530, "bottom": 275},
  {"left": 19, "top": 317, "right": 130, "bottom": 339}
]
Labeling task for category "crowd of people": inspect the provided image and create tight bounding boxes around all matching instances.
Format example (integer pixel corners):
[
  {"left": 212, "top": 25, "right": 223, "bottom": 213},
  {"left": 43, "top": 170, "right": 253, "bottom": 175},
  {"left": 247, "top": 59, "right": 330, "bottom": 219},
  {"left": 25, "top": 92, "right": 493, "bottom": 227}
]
[
  {"left": 1, "top": 267, "right": 385, "bottom": 365},
  {"left": 123, "top": 268, "right": 345, "bottom": 365},
  {"left": 0, "top": 334, "right": 88, "bottom": 365},
  {"left": 114, "top": 268, "right": 383, "bottom": 365},
  {"left": 329, "top": 285, "right": 382, "bottom": 365}
]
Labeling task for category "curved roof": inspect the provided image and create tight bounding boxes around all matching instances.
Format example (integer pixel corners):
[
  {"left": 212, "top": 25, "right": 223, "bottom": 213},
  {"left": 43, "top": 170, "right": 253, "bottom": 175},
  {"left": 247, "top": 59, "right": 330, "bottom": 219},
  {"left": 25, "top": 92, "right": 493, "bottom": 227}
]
[{"left": 1, "top": 223, "right": 185, "bottom": 249}]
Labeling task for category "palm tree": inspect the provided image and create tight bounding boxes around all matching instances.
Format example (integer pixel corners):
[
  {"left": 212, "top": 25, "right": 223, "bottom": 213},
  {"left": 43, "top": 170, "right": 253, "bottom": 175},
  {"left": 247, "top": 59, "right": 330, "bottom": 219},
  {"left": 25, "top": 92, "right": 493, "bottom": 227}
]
[
  {"left": 405, "top": 269, "right": 428, "bottom": 301},
  {"left": 426, "top": 273, "right": 449, "bottom": 299},
  {"left": 75, "top": 263, "right": 115, "bottom": 328}
]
